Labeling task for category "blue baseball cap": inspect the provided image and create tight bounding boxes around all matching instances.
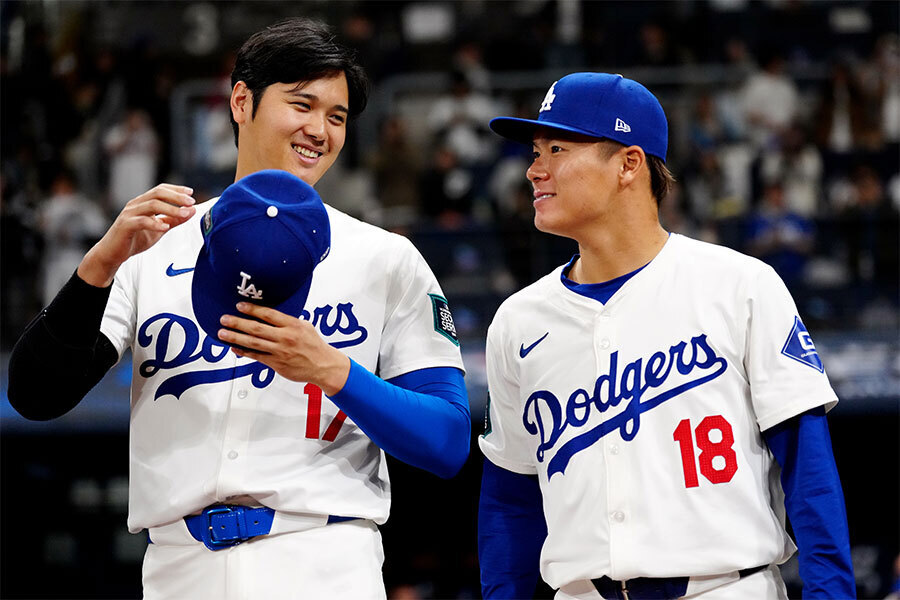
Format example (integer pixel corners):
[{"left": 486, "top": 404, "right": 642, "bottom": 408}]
[
  {"left": 490, "top": 72, "right": 668, "bottom": 161},
  {"left": 191, "top": 169, "right": 330, "bottom": 343}
]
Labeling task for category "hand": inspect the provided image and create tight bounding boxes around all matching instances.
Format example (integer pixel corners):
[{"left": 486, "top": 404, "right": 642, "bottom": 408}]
[
  {"left": 78, "top": 184, "right": 196, "bottom": 287},
  {"left": 218, "top": 303, "right": 351, "bottom": 396}
]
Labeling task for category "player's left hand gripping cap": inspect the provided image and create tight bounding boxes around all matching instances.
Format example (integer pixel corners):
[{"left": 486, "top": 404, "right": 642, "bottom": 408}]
[{"left": 191, "top": 169, "right": 331, "bottom": 343}]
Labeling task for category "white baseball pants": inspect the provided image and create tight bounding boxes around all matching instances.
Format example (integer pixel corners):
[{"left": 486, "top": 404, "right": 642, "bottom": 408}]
[{"left": 142, "top": 519, "right": 386, "bottom": 599}]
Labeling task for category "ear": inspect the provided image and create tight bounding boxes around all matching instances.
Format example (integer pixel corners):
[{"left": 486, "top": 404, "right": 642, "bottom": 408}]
[
  {"left": 618, "top": 146, "right": 646, "bottom": 188},
  {"left": 231, "top": 81, "right": 252, "bottom": 126}
]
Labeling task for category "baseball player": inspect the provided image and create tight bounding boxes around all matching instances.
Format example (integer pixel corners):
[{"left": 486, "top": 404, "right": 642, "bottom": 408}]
[
  {"left": 8, "top": 18, "right": 470, "bottom": 599},
  {"left": 477, "top": 73, "right": 855, "bottom": 599}
]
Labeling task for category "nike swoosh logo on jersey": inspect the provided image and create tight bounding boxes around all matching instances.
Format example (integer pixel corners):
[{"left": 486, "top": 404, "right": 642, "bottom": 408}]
[
  {"left": 166, "top": 263, "right": 195, "bottom": 277},
  {"left": 519, "top": 332, "right": 549, "bottom": 358}
]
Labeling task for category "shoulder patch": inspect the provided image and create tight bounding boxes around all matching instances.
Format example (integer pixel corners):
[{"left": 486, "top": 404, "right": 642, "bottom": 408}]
[
  {"left": 428, "top": 293, "right": 459, "bottom": 346},
  {"left": 780, "top": 316, "right": 824, "bottom": 372}
]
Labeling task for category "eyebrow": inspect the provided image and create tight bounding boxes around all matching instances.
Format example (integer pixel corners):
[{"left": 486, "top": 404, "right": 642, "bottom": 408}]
[{"left": 286, "top": 90, "right": 349, "bottom": 114}]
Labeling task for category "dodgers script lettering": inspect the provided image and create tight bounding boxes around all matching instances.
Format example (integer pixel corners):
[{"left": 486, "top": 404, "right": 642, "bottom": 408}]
[
  {"left": 523, "top": 334, "right": 727, "bottom": 477},
  {"left": 138, "top": 303, "right": 368, "bottom": 400}
]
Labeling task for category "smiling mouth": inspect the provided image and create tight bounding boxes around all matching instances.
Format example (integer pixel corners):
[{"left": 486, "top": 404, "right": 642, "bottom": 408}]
[
  {"left": 292, "top": 144, "right": 323, "bottom": 159},
  {"left": 535, "top": 193, "right": 555, "bottom": 200}
]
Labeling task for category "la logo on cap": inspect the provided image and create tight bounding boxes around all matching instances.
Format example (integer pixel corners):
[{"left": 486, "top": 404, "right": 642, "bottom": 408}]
[
  {"left": 237, "top": 271, "right": 263, "bottom": 300},
  {"left": 540, "top": 81, "right": 558, "bottom": 113}
]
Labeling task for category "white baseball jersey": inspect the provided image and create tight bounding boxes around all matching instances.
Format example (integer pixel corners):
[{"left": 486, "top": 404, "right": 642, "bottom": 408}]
[
  {"left": 100, "top": 200, "right": 465, "bottom": 533},
  {"left": 479, "top": 233, "right": 838, "bottom": 589}
]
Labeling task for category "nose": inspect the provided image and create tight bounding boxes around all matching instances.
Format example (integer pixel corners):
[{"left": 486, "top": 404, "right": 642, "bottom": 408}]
[
  {"left": 526, "top": 156, "right": 547, "bottom": 183},
  {"left": 302, "top": 113, "right": 327, "bottom": 142}
]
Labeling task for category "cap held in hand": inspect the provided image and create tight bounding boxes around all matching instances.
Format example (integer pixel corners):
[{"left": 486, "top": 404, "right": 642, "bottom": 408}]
[{"left": 191, "top": 169, "right": 330, "bottom": 343}]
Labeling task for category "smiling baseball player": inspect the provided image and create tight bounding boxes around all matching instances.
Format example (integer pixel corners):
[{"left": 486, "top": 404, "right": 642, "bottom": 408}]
[
  {"left": 8, "top": 18, "right": 470, "bottom": 599},
  {"left": 477, "top": 73, "right": 855, "bottom": 599}
]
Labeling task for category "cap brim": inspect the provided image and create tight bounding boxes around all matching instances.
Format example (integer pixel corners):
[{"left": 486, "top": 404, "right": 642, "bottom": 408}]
[
  {"left": 191, "top": 243, "right": 313, "bottom": 345},
  {"left": 490, "top": 116, "right": 604, "bottom": 145}
]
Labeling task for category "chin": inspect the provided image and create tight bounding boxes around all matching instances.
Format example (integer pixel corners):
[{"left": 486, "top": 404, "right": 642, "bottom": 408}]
[
  {"left": 284, "top": 165, "right": 321, "bottom": 186},
  {"left": 534, "top": 215, "right": 574, "bottom": 239},
  {"left": 534, "top": 213, "right": 557, "bottom": 233}
]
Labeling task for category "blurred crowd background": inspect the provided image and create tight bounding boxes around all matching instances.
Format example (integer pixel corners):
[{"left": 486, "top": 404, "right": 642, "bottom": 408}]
[{"left": 0, "top": 1, "right": 897, "bottom": 599}]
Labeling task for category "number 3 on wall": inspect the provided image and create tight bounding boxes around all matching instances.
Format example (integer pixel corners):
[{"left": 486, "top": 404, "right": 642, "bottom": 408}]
[{"left": 673, "top": 415, "right": 738, "bottom": 488}]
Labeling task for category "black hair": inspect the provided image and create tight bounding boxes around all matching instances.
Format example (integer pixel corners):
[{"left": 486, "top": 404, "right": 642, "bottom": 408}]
[
  {"left": 598, "top": 139, "right": 675, "bottom": 205},
  {"left": 647, "top": 155, "right": 675, "bottom": 206},
  {"left": 229, "top": 18, "right": 370, "bottom": 147}
]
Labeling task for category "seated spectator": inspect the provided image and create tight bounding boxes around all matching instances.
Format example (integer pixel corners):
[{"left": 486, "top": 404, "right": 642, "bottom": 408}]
[
  {"left": 38, "top": 169, "right": 108, "bottom": 306},
  {"left": 759, "top": 122, "right": 823, "bottom": 217},
  {"left": 427, "top": 69, "right": 498, "bottom": 168},
  {"left": 366, "top": 116, "right": 424, "bottom": 230},
  {"left": 741, "top": 50, "right": 798, "bottom": 151},
  {"left": 684, "top": 91, "right": 750, "bottom": 222},
  {"left": 419, "top": 146, "right": 473, "bottom": 229},
  {"left": 745, "top": 180, "right": 815, "bottom": 286},
  {"left": 813, "top": 58, "right": 871, "bottom": 155},
  {"left": 103, "top": 108, "right": 159, "bottom": 211},
  {"left": 838, "top": 166, "right": 899, "bottom": 298}
]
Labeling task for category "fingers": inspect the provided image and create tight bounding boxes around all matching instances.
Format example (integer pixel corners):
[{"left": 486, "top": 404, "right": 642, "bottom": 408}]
[
  {"left": 230, "top": 345, "right": 271, "bottom": 363},
  {"left": 133, "top": 184, "right": 195, "bottom": 208},
  {"left": 218, "top": 327, "right": 276, "bottom": 354},
  {"left": 219, "top": 313, "right": 280, "bottom": 342},
  {"left": 134, "top": 215, "right": 173, "bottom": 232},
  {"left": 112, "top": 185, "right": 195, "bottom": 233},
  {"left": 126, "top": 186, "right": 195, "bottom": 218},
  {"left": 218, "top": 305, "right": 316, "bottom": 359},
  {"left": 142, "top": 199, "right": 196, "bottom": 223},
  {"left": 234, "top": 303, "right": 298, "bottom": 327}
]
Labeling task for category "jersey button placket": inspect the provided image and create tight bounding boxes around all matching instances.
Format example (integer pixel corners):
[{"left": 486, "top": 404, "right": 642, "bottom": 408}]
[
  {"left": 217, "top": 367, "right": 257, "bottom": 497},
  {"left": 592, "top": 312, "right": 614, "bottom": 377},
  {"left": 597, "top": 311, "right": 631, "bottom": 576}
]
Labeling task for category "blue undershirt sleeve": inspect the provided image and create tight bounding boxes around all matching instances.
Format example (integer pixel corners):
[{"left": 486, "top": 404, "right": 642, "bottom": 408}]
[
  {"left": 329, "top": 361, "right": 470, "bottom": 478},
  {"left": 763, "top": 407, "right": 856, "bottom": 599},
  {"left": 479, "top": 458, "right": 547, "bottom": 599}
]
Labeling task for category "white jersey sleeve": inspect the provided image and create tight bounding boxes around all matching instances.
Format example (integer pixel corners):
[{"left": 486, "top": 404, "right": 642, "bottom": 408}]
[
  {"left": 376, "top": 236, "right": 465, "bottom": 380},
  {"left": 479, "top": 306, "right": 536, "bottom": 475},
  {"left": 744, "top": 264, "right": 838, "bottom": 431},
  {"left": 100, "top": 251, "right": 140, "bottom": 358}
]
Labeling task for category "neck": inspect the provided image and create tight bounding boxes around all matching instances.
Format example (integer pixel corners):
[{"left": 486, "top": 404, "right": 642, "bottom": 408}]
[
  {"left": 234, "top": 161, "right": 253, "bottom": 182},
  {"left": 569, "top": 219, "right": 669, "bottom": 284}
]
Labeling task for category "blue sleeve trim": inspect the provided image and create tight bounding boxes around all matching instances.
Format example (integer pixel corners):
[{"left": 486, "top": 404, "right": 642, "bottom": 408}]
[
  {"left": 330, "top": 362, "right": 470, "bottom": 478},
  {"left": 478, "top": 459, "right": 547, "bottom": 599},
  {"left": 764, "top": 407, "right": 856, "bottom": 599}
]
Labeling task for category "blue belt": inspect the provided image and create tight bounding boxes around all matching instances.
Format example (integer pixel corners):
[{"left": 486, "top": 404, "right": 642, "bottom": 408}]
[
  {"left": 184, "top": 505, "right": 357, "bottom": 551},
  {"left": 591, "top": 565, "right": 767, "bottom": 600}
]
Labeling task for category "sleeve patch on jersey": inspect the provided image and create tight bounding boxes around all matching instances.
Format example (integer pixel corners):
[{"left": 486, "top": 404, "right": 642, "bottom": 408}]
[
  {"left": 428, "top": 293, "right": 459, "bottom": 346},
  {"left": 781, "top": 316, "right": 824, "bottom": 372},
  {"left": 202, "top": 210, "right": 213, "bottom": 237},
  {"left": 483, "top": 392, "right": 493, "bottom": 437}
]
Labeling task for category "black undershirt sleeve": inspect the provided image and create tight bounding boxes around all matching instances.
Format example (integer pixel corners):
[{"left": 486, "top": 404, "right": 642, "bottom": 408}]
[{"left": 8, "top": 271, "right": 119, "bottom": 421}]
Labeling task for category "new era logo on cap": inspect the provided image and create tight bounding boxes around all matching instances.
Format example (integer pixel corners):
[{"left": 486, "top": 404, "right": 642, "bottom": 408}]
[
  {"left": 191, "top": 169, "right": 331, "bottom": 344},
  {"left": 615, "top": 118, "right": 631, "bottom": 133},
  {"left": 489, "top": 72, "right": 668, "bottom": 161}
]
